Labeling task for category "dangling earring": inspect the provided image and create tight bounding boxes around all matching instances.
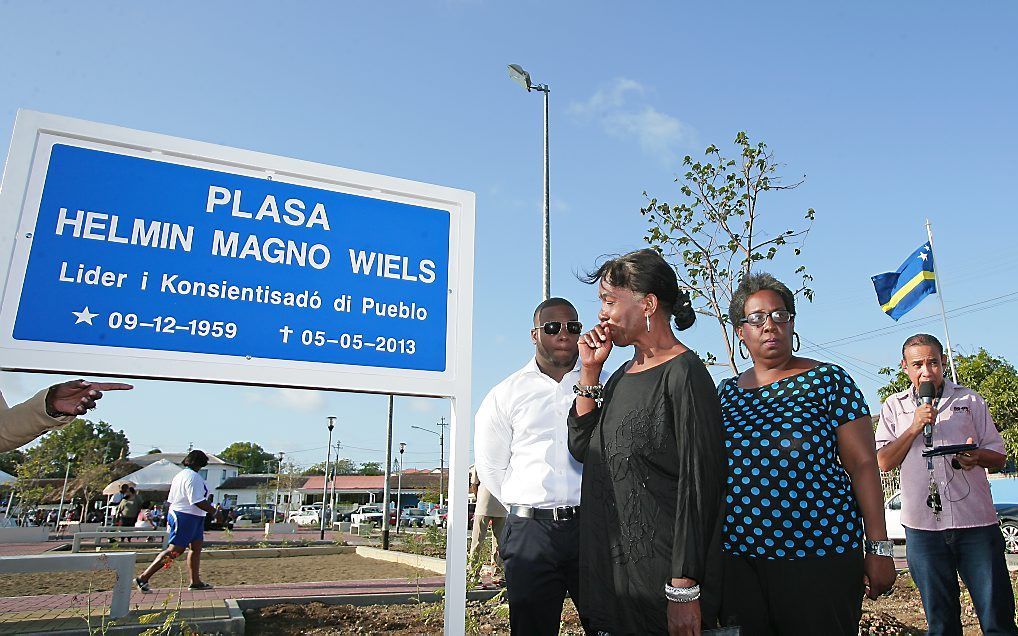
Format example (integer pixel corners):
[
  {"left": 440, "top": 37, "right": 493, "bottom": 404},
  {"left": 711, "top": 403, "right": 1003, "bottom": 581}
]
[
  {"left": 646, "top": 315, "right": 651, "bottom": 332},
  {"left": 738, "top": 340, "right": 749, "bottom": 360},
  {"left": 792, "top": 332, "right": 801, "bottom": 353}
]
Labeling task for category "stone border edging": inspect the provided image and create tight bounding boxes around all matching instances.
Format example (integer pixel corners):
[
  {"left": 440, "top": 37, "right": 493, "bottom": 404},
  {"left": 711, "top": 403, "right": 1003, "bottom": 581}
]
[{"left": 354, "top": 545, "right": 446, "bottom": 574}]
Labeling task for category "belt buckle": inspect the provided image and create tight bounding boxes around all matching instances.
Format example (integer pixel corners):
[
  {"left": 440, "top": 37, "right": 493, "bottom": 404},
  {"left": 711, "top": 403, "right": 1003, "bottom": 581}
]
[{"left": 553, "top": 506, "right": 573, "bottom": 521}]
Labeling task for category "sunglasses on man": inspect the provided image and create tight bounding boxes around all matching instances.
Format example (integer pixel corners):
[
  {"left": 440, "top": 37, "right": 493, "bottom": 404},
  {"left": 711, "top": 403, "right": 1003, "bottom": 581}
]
[{"left": 532, "top": 321, "right": 583, "bottom": 336}]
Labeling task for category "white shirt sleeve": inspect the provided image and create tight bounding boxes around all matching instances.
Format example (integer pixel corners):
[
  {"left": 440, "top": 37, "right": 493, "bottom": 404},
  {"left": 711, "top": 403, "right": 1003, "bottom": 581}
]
[{"left": 474, "top": 388, "right": 512, "bottom": 507}]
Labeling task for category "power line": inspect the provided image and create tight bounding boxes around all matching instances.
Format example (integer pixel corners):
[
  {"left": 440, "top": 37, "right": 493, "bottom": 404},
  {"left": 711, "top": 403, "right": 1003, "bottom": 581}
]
[{"left": 816, "top": 290, "right": 1018, "bottom": 349}]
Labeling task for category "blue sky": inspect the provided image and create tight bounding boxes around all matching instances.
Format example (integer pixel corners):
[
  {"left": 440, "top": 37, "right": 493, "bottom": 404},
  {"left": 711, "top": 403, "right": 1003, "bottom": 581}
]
[{"left": 1, "top": 2, "right": 1016, "bottom": 471}]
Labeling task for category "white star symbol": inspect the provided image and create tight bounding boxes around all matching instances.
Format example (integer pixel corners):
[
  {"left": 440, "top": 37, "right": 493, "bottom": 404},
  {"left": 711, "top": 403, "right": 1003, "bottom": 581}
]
[
  {"left": 918, "top": 252, "right": 928, "bottom": 261},
  {"left": 72, "top": 306, "right": 99, "bottom": 325}
]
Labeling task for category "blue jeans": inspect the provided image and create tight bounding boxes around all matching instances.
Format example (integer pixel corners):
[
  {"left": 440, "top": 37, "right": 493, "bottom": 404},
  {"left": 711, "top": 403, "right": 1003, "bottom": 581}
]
[{"left": 904, "top": 524, "right": 1017, "bottom": 636}]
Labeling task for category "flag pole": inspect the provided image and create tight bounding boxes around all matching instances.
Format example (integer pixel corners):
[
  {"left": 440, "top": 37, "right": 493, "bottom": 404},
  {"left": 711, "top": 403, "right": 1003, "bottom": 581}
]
[{"left": 925, "top": 219, "right": 958, "bottom": 383}]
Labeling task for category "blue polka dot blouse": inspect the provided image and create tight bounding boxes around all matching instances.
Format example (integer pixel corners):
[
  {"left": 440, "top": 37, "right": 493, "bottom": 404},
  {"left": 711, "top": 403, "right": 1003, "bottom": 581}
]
[{"left": 718, "top": 364, "right": 869, "bottom": 559}]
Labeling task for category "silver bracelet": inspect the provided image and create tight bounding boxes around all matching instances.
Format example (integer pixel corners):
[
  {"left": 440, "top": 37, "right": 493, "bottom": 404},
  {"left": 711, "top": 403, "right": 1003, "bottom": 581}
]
[
  {"left": 664, "top": 583, "right": 701, "bottom": 603},
  {"left": 572, "top": 383, "right": 604, "bottom": 407}
]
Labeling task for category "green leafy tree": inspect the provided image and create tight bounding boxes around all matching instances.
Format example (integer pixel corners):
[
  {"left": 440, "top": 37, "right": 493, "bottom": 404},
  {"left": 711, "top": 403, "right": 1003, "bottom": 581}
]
[
  {"left": 13, "top": 453, "right": 50, "bottom": 515},
  {"left": 358, "top": 461, "right": 383, "bottom": 476},
  {"left": 0, "top": 449, "right": 25, "bottom": 475},
  {"left": 877, "top": 348, "right": 1018, "bottom": 459},
  {"left": 25, "top": 419, "right": 128, "bottom": 478},
  {"left": 219, "top": 442, "right": 275, "bottom": 474},
  {"left": 643, "top": 132, "right": 815, "bottom": 373}
]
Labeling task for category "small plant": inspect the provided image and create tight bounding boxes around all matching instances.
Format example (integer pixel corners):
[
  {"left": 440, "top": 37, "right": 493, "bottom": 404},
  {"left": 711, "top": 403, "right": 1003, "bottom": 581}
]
[{"left": 137, "top": 556, "right": 198, "bottom": 635}]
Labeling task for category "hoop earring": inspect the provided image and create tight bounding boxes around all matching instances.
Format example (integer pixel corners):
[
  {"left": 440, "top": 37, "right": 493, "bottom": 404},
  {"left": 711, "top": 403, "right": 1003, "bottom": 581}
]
[
  {"left": 646, "top": 315, "right": 651, "bottom": 332},
  {"left": 738, "top": 340, "right": 749, "bottom": 360},
  {"left": 792, "top": 332, "right": 801, "bottom": 353}
]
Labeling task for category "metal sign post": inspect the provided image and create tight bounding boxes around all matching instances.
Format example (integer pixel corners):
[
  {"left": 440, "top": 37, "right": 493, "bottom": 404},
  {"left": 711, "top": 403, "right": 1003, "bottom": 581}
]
[{"left": 0, "top": 111, "right": 475, "bottom": 633}]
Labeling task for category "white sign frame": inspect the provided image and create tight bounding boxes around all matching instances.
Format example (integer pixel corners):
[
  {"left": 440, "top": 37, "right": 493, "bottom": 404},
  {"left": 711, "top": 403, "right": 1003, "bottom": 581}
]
[{"left": 0, "top": 110, "right": 475, "bottom": 633}]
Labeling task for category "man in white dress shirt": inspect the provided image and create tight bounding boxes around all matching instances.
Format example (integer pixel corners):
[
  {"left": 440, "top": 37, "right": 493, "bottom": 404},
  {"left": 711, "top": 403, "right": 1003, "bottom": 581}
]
[{"left": 475, "top": 297, "right": 600, "bottom": 635}]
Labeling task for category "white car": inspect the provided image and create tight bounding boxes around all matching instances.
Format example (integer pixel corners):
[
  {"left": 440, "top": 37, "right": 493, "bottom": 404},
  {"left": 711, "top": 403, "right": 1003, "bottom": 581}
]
[
  {"left": 884, "top": 491, "right": 906, "bottom": 541},
  {"left": 350, "top": 505, "right": 385, "bottom": 529},
  {"left": 288, "top": 505, "right": 322, "bottom": 526}
]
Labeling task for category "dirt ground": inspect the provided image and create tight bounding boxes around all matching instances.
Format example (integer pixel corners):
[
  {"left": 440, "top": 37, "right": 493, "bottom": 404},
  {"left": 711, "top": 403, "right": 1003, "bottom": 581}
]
[
  {"left": 244, "top": 597, "right": 584, "bottom": 636},
  {"left": 2, "top": 552, "right": 430, "bottom": 597},
  {"left": 245, "top": 572, "right": 1010, "bottom": 635}
]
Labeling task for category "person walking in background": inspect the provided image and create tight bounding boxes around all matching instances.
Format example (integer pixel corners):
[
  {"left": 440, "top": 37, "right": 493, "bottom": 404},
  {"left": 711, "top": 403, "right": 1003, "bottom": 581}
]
[
  {"left": 475, "top": 297, "right": 599, "bottom": 635},
  {"left": 135, "top": 450, "right": 216, "bottom": 592},
  {"left": 569, "top": 248, "right": 726, "bottom": 636},
  {"left": 468, "top": 464, "right": 508, "bottom": 584},
  {"left": 717, "top": 272, "right": 894, "bottom": 634},
  {"left": 876, "top": 334, "right": 1016, "bottom": 635}
]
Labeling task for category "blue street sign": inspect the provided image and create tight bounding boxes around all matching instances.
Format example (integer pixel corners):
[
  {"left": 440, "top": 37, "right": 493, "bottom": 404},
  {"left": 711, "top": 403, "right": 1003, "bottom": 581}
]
[{"left": 12, "top": 143, "right": 451, "bottom": 372}]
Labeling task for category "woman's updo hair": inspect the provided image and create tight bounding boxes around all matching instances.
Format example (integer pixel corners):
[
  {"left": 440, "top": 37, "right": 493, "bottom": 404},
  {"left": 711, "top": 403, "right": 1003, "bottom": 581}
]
[
  {"left": 582, "top": 248, "right": 695, "bottom": 331},
  {"left": 728, "top": 272, "right": 795, "bottom": 326}
]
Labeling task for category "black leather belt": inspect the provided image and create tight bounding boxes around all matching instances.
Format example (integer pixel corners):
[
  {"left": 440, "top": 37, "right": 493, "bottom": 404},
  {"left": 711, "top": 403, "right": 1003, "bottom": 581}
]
[{"left": 509, "top": 505, "right": 580, "bottom": 521}]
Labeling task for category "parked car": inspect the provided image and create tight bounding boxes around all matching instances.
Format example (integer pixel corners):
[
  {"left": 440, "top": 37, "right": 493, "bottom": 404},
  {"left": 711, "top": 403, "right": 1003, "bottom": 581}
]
[
  {"left": 430, "top": 507, "right": 448, "bottom": 528},
  {"left": 400, "top": 508, "right": 435, "bottom": 528},
  {"left": 884, "top": 491, "right": 906, "bottom": 542},
  {"left": 350, "top": 505, "right": 385, "bottom": 528},
  {"left": 232, "top": 506, "right": 283, "bottom": 523},
  {"left": 886, "top": 487, "right": 1018, "bottom": 553},
  {"left": 288, "top": 504, "right": 324, "bottom": 525},
  {"left": 995, "top": 503, "right": 1018, "bottom": 554}
]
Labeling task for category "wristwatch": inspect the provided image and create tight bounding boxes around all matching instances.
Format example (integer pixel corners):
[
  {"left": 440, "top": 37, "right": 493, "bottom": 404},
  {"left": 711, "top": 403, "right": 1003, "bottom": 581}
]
[{"left": 864, "top": 539, "right": 894, "bottom": 557}]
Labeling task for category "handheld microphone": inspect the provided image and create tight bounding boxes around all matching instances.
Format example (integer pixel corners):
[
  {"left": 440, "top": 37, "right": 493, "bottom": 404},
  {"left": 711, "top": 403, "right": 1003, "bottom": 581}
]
[{"left": 919, "top": 381, "right": 936, "bottom": 438}]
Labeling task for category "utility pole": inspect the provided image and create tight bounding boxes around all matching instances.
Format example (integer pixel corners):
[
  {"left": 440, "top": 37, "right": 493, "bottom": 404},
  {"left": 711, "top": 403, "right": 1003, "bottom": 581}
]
[
  {"left": 330, "top": 440, "right": 340, "bottom": 524},
  {"left": 382, "top": 395, "right": 395, "bottom": 550},
  {"left": 437, "top": 417, "right": 448, "bottom": 508}
]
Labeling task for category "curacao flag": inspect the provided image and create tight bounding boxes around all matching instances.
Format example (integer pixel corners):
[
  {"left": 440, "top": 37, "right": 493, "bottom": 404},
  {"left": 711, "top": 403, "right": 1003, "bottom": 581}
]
[{"left": 871, "top": 242, "right": 936, "bottom": 320}]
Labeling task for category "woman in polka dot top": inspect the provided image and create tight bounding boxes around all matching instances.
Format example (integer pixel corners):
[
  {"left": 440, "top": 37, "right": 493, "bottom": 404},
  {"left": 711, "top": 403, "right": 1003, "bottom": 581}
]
[{"left": 716, "top": 273, "right": 895, "bottom": 635}]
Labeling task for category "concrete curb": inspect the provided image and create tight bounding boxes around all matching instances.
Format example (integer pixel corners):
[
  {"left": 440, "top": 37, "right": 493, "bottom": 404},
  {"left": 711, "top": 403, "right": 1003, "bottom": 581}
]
[{"left": 355, "top": 545, "right": 446, "bottom": 574}]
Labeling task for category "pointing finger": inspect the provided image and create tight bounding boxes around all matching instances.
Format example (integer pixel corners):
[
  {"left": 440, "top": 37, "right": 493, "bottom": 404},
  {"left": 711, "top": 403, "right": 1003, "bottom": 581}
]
[{"left": 88, "top": 383, "right": 133, "bottom": 392}]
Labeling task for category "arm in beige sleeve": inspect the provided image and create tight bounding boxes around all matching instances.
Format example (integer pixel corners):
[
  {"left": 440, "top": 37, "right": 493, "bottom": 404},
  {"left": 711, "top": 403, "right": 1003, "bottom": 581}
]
[{"left": 0, "top": 388, "right": 73, "bottom": 452}]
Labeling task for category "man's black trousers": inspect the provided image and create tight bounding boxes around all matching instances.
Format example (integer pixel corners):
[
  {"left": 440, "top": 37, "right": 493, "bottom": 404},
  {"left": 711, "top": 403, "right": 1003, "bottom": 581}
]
[{"left": 499, "top": 514, "right": 583, "bottom": 636}]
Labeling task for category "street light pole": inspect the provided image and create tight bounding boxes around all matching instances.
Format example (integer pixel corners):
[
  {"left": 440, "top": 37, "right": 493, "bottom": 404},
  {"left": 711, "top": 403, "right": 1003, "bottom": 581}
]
[
  {"left": 508, "top": 63, "right": 551, "bottom": 300},
  {"left": 320, "top": 416, "right": 335, "bottom": 540},
  {"left": 56, "top": 452, "right": 74, "bottom": 530},
  {"left": 396, "top": 442, "right": 405, "bottom": 535},
  {"left": 274, "top": 452, "right": 284, "bottom": 520}
]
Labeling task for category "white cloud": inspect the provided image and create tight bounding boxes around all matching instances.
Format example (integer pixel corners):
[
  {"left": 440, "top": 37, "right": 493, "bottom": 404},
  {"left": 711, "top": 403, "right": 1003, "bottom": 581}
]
[
  {"left": 408, "top": 399, "right": 436, "bottom": 413},
  {"left": 568, "top": 78, "right": 694, "bottom": 163},
  {"left": 567, "top": 79, "right": 646, "bottom": 119},
  {"left": 244, "top": 388, "right": 325, "bottom": 412}
]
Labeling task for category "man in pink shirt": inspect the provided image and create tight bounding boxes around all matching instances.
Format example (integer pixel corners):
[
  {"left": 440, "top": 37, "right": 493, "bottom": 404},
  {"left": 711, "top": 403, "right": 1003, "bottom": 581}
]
[{"left": 876, "top": 334, "right": 1016, "bottom": 635}]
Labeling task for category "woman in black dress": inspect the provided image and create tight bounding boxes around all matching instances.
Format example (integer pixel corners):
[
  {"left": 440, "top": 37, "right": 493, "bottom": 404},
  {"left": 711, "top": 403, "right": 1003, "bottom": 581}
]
[
  {"left": 717, "top": 273, "right": 895, "bottom": 634},
  {"left": 568, "top": 249, "right": 726, "bottom": 636}
]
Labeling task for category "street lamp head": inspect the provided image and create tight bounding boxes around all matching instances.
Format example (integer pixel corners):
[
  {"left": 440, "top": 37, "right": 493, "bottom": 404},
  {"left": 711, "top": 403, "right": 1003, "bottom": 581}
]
[
  {"left": 327, "top": 415, "right": 336, "bottom": 431},
  {"left": 399, "top": 442, "right": 406, "bottom": 454},
  {"left": 67, "top": 452, "right": 75, "bottom": 461},
  {"left": 508, "top": 64, "right": 532, "bottom": 92}
]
